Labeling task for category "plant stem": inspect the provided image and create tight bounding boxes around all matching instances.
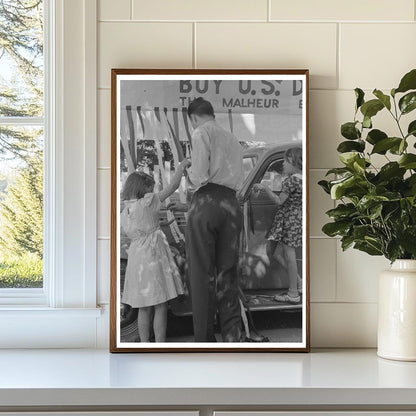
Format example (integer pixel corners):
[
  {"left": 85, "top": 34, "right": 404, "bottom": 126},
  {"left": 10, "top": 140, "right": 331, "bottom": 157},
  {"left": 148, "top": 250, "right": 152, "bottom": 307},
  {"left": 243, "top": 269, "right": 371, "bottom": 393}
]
[{"left": 391, "top": 97, "right": 406, "bottom": 139}]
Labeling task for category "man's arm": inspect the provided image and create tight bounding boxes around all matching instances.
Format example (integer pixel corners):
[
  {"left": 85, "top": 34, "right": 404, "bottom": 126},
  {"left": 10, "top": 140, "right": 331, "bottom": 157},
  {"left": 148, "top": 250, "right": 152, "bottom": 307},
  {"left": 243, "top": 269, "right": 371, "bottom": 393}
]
[
  {"left": 187, "top": 128, "right": 210, "bottom": 189},
  {"left": 158, "top": 159, "right": 190, "bottom": 202}
]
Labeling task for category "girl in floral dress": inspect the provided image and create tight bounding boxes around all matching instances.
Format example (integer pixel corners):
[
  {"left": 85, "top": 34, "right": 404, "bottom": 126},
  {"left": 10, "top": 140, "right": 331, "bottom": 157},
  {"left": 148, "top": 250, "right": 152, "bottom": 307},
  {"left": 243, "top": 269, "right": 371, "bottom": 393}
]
[
  {"left": 121, "top": 159, "right": 190, "bottom": 342},
  {"left": 253, "top": 147, "right": 303, "bottom": 303}
]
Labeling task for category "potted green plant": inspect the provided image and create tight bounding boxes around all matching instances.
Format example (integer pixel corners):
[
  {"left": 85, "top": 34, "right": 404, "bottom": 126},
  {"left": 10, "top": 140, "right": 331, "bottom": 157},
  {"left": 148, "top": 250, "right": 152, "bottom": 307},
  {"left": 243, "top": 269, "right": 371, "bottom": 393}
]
[{"left": 319, "top": 68, "right": 416, "bottom": 361}]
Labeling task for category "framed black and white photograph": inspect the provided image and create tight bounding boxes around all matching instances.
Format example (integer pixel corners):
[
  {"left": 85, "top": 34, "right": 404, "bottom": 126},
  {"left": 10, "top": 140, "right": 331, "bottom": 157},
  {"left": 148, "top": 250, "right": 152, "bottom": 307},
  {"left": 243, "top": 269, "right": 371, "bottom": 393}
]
[{"left": 110, "top": 69, "right": 310, "bottom": 352}]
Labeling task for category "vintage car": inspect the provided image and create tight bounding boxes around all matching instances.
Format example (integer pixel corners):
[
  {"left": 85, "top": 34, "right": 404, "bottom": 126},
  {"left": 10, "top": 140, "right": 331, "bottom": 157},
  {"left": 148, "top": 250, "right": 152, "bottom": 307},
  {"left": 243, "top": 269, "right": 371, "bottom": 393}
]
[{"left": 120, "top": 142, "right": 303, "bottom": 338}]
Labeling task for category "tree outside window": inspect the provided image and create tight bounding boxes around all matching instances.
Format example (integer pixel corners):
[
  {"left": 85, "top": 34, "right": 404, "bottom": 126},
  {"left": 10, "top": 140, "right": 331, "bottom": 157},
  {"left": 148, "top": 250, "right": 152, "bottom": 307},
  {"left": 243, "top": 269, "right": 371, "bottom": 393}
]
[{"left": 0, "top": 0, "right": 44, "bottom": 288}]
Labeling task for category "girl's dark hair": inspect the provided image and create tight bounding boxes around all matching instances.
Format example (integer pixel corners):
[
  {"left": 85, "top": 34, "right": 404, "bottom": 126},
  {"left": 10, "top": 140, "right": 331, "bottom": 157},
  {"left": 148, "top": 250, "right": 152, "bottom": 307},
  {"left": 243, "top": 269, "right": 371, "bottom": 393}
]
[
  {"left": 187, "top": 97, "right": 215, "bottom": 118},
  {"left": 284, "top": 147, "right": 302, "bottom": 171},
  {"left": 122, "top": 171, "right": 155, "bottom": 200}
]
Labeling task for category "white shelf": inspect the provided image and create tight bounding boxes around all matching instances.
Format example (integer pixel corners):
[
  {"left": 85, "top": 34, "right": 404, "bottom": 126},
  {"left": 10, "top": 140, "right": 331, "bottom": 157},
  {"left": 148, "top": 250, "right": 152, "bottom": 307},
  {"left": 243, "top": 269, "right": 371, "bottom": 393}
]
[{"left": 0, "top": 348, "right": 416, "bottom": 408}]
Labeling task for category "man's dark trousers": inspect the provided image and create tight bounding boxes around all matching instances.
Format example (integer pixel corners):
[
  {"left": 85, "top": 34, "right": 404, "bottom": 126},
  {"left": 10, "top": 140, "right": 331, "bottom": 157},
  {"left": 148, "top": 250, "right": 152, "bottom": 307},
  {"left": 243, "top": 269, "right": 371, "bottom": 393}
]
[{"left": 186, "top": 182, "right": 243, "bottom": 342}]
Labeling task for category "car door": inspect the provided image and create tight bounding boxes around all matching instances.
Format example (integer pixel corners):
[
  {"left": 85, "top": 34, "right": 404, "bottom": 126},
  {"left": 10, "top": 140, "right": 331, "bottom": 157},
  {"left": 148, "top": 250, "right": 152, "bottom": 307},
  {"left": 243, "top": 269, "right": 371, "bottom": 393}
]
[{"left": 239, "top": 149, "right": 302, "bottom": 294}]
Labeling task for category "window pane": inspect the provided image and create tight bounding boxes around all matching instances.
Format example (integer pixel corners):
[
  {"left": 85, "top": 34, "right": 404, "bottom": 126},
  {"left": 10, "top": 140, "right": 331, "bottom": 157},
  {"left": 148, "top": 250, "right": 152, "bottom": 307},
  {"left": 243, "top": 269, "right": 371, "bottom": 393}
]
[
  {"left": 0, "top": 126, "right": 43, "bottom": 288},
  {"left": 0, "top": 0, "right": 44, "bottom": 117}
]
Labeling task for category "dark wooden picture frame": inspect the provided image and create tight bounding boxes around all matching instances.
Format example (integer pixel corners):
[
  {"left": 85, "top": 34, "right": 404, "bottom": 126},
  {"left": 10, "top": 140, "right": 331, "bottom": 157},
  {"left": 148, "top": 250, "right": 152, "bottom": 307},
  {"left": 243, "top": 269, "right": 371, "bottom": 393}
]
[{"left": 110, "top": 69, "right": 310, "bottom": 352}]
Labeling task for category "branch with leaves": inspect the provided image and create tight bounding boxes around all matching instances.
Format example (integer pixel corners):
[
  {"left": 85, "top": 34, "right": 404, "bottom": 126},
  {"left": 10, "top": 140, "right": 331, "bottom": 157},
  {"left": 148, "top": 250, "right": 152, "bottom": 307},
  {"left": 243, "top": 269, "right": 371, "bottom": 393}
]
[{"left": 319, "top": 69, "right": 416, "bottom": 262}]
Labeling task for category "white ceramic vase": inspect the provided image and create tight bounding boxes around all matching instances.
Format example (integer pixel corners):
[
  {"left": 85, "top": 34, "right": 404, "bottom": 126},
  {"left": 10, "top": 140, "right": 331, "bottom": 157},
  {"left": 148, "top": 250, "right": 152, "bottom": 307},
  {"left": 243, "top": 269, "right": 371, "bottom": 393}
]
[{"left": 378, "top": 259, "right": 416, "bottom": 361}]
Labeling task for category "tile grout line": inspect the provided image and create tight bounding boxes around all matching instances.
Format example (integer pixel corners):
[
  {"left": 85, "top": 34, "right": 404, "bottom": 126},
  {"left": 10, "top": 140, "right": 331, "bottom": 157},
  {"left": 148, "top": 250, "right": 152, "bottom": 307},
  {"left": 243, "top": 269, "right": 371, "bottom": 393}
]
[
  {"left": 99, "top": 19, "right": 271, "bottom": 23},
  {"left": 98, "top": 19, "right": 415, "bottom": 24},
  {"left": 310, "top": 301, "right": 378, "bottom": 305},
  {"left": 336, "top": 22, "right": 340, "bottom": 90},
  {"left": 267, "top": 0, "right": 271, "bottom": 22},
  {"left": 193, "top": 22, "right": 197, "bottom": 69},
  {"left": 130, "top": 0, "right": 133, "bottom": 20}
]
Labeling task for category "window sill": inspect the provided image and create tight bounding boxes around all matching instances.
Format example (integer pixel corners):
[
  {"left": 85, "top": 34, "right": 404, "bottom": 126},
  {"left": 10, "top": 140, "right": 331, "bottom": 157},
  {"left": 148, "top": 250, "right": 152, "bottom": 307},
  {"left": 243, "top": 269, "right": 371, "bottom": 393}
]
[
  {"left": 0, "top": 349, "right": 415, "bottom": 410},
  {"left": 0, "top": 288, "right": 47, "bottom": 306},
  {"left": 0, "top": 307, "right": 103, "bottom": 348},
  {"left": 0, "top": 306, "right": 102, "bottom": 316}
]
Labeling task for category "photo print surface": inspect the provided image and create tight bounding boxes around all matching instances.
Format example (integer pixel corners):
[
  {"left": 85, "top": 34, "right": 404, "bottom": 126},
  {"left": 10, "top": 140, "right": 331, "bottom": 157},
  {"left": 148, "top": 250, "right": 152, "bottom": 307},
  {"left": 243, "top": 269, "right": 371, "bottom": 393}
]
[{"left": 110, "top": 70, "right": 309, "bottom": 352}]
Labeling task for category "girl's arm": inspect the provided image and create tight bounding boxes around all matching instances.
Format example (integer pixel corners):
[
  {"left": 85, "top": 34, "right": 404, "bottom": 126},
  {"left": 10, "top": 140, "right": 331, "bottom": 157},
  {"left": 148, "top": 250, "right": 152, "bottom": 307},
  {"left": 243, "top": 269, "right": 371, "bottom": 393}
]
[
  {"left": 158, "top": 159, "right": 191, "bottom": 203},
  {"left": 253, "top": 183, "right": 288, "bottom": 206}
]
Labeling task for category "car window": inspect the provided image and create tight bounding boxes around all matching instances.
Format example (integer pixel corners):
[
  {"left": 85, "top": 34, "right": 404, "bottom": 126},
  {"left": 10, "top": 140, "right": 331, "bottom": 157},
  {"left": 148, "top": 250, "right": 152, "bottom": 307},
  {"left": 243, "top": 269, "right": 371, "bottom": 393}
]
[
  {"left": 243, "top": 156, "right": 256, "bottom": 180},
  {"left": 259, "top": 158, "right": 285, "bottom": 192}
]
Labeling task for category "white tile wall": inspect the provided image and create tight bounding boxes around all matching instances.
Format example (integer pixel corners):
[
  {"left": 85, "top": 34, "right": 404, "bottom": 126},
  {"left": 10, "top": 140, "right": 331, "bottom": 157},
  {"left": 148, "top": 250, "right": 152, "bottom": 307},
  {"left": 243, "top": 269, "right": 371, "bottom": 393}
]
[
  {"left": 270, "top": 0, "right": 415, "bottom": 22},
  {"left": 196, "top": 23, "right": 338, "bottom": 89},
  {"left": 97, "top": 239, "right": 110, "bottom": 305},
  {"left": 336, "top": 246, "right": 389, "bottom": 303},
  {"left": 97, "top": 169, "right": 111, "bottom": 239},
  {"left": 311, "top": 303, "right": 378, "bottom": 347},
  {"left": 339, "top": 24, "right": 416, "bottom": 90},
  {"left": 310, "top": 239, "right": 336, "bottom": 302},
  {"left": 99, "top": 0, "right": 131, "bottom": 21},
  {"left": 96, "top": 0, "right": 416, "bottom": 347},
  {"left": 98, "top": 89, "right": 111, "bottom": 168},
  {"left": 309, "top": 90, "right": 353, "bottom": 169},
  {"left": 98, "top": 22, "right": 193, "bottom": 88},
  {"left": 310, "top": 89, "right": 415, "bottom": 169},
  {"left": 132, "top": 0, "right": 268, "bottom": 21},
  {"left": 309, "top": 170, "right": 334, "bottom": 237}
]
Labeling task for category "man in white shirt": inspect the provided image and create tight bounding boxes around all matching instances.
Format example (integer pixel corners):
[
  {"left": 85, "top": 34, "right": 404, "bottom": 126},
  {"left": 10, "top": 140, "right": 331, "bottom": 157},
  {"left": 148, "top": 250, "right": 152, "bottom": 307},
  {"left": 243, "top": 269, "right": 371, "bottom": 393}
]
[{"left": 186, "top": 97, "right": 243, "bottom": 342}]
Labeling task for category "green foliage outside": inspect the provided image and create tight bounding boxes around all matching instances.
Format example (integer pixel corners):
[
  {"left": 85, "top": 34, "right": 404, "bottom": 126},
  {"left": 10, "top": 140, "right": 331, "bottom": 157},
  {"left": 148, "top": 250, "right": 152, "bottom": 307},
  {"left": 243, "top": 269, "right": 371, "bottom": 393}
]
[
  {"left": 0, "top": 252, "right": 42, "bottom": 288},
  {"left": 0, "top": 154, "right": 43, "bottom": 258},
  {"left": 319, "top": 69, "right": 416, "bottom": 262},
  {"left": 0, "top": 0, "right": 44, "bottom": 288}
]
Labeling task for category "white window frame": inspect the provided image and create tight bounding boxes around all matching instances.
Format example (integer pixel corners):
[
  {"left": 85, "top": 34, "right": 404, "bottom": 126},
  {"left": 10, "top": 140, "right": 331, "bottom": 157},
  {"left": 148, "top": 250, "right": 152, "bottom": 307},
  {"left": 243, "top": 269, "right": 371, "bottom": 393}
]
[{"left": 0, "top": 0, "right": 101, "bottom": 348}]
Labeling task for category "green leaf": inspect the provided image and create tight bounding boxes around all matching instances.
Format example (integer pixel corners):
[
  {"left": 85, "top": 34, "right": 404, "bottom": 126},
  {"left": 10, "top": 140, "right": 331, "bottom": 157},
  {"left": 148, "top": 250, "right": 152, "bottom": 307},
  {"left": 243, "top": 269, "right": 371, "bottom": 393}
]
[
  {"left": 386, "top": 240, "right": 403, "bottom": 263},
  {"left": 405, "top": 174, "right": 416, "bottom": 196},
  {"left": 399, "top": 92, "right": 416, "bottom": 115},
  {"left": 318, "top": 180, "right": 331, "bottom": 194},
  {"left": 354, "top": 241, "right": 383, "bottom": 256},
  {"left": 373, "top": 89, "right": 391, "bottom": 110},
  {"left": 398, "top": 226, "right": 416, "bottom": 255},
  {"left": 399, "top": 154, "right": 416, "bottom": 169},
  {"left": 371, "top": 137, "right": 402, "bottom": 154},
  {"left": 389, "top": 139, "right": 408, "bottom": 155},
  {"left": 407, "top": 196, "right": 416, "bottom": 207},
  {"left": 366, "top": 129, "right": 388, "bottom": 145},
  {"left": 341, "top": 122, "right": 361, "bottom": 140},
  {"left": 357, "top": 195, "right": 389, "bottom": 212},
  {"left": 355, "top": 88, "right": 365, "bottom": 110},
  {"left": 407, "top": 120, "right": 416, "bottom": 138},
  {"left": 378, "top": 162, "right": 406, "bottom": 181},
  {"left": 330, "top": 176, "right": 355, "bottom": 199},
  {"left": 395, "top": 69, "right": 416, "bottom": 94},
  {"left": 384, "top": 203, "right": 400, "bottom": 223},
  {"left": 353, "top": 158, "right": 366, "bottom": 174},
  {"left": 326, "top": 203, "right": 357, "bottom": 220},
  {"left": 360, "top": 99, "right": 384, "bottom": 119},
  {"left": 337, "top": 140, "right": 365, "bottom": 153},
  {"left": 339, "top": 152, "right": 360, "bottom": 167},
  {"left": 352, "top": 224, "right": 373, "bottom": 239},
  {"left": 399, "top": 139, "right": 407, "bottom": 155},
  {"left": 330, "top": 175, "right": 367, "bottom": 200},
  {"left": 325, "top": 167, "right": 352, "bottom": 176},
  {"left": 363, "top": 116, "right": 372, "bottom": 129},
  {"left": 369, "top": 203, "right": 383, "bottom": 220},
  {"left": 406, "top": 174, "right": 416, "bottom": 186},
  {"left": 341, "top": 235, "right": 355, "bottom": 251},
  {"left": 322, "top": 221, "right": 351, "bottom": 237}
]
